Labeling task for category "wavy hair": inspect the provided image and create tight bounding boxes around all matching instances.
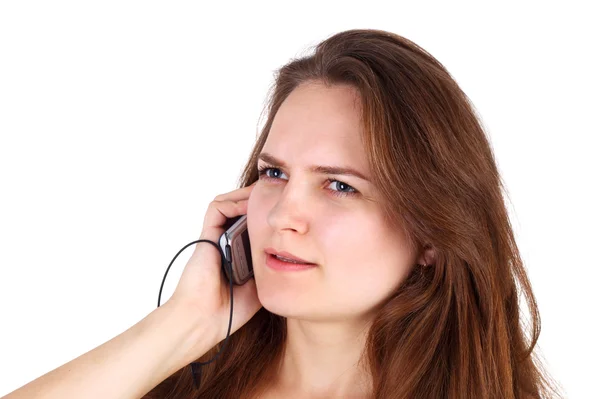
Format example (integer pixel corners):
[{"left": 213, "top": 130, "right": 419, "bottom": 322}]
[{"left": 144, "top": 28, "right": 564, "bottom": 398}]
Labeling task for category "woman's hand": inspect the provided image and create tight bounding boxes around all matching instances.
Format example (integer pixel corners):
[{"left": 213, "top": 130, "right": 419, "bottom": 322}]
[{"left": 167, "top": 181, "right": 262, "bottom": 345}]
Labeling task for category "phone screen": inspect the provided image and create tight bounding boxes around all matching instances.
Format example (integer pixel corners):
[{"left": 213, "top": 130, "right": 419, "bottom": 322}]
[
  {"left": 240, "top": 227, "right": 252, "bottom": 272},
  {"left": 219, "top": 215, "right": 253, "bottom": 284}
]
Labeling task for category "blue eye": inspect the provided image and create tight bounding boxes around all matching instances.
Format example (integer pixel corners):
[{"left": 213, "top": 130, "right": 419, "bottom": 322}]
[{"left": 257, "top": 165, "right": 359, "bottom": 198}]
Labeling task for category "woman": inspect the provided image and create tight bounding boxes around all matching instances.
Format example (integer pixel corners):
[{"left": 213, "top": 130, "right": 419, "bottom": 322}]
[{"left": 3, "top": 29, "right": 564, "bottom": 399}]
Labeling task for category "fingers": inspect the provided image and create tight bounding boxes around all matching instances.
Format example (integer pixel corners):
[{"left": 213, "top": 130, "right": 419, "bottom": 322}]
[
  {"left": 200, "top": 183, "right": 257, "bottom": 241},
  {"left": 213, "top": 182, "right": 257, "bottom": 202},
  {"left": 202, "top": 199, "right": 248, "bottom": 233}
]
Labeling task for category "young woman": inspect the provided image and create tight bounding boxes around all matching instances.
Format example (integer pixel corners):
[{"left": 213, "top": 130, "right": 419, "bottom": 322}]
[{"left": 3, "top": 28, "right": 564, "bottom": 399}]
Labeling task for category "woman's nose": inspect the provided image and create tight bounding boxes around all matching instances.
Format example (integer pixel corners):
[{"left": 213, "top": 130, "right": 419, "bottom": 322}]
[{"left": 266, "top": 184, "right": 310, "bottom": 235}]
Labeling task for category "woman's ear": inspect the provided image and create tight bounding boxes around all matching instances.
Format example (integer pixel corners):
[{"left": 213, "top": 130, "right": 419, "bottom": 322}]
[{"left": 416, "top": 244, "right": 436, "bottom": 266}]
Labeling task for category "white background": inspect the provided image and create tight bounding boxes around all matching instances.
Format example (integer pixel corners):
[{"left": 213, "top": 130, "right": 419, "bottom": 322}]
[{"left": 1, "top": 1, "right": 598, "bottom": 397}]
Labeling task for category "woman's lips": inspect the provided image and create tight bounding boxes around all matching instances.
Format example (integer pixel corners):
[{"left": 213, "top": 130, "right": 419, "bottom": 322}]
[{"left": 265, "top": 254, "right": 317, "bottom": 271}]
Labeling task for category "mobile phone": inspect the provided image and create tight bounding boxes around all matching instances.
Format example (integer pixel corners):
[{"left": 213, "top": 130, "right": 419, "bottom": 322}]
[{"left": 218, "top": 215, "right": 254, "bottom": 285}]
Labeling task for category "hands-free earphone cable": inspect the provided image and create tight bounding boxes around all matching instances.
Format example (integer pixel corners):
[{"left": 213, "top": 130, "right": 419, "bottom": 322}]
[{"left": 157, "top": 239, "right": 234, "bottom": 390}]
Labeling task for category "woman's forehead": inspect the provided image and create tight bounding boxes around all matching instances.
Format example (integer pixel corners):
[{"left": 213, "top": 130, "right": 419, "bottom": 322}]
[
  {"left": 262, "top": 126, "right": 370, "bottom": 176},
  {"left": 265, "top": 87, "right": 367, "bottom": 165},
  {"left": 271, "top": 83, "right": 362, "bottom": 135}
]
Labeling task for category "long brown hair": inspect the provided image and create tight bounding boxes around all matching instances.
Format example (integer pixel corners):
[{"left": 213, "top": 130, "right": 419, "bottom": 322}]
[{"left": 144, "top": 28, "right": 564, "bottom": 398}]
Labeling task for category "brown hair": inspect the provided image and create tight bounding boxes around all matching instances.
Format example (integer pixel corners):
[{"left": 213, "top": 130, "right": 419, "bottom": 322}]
[{"left": 144, "top": 28, "right": 564, "bottom": 398}]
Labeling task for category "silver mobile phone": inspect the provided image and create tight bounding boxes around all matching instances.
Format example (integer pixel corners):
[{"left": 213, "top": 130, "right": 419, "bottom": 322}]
[{"left": 218, "top": 215, "right": 254, "bottom": 285}]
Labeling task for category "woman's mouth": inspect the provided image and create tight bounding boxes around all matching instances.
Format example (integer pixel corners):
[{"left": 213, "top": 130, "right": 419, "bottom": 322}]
[{"left": 265, "top": 253, "right": 317, "bottom": 271}]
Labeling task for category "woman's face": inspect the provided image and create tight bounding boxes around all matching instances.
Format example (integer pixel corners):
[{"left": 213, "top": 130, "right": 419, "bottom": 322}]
[{"left": 247, "top": 82, "right": 417, "bottom": 322}]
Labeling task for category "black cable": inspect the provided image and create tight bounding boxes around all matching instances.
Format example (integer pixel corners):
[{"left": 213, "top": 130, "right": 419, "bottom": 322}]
[{"left": 157, "top": 239, "right": 234, "bottom": 390}]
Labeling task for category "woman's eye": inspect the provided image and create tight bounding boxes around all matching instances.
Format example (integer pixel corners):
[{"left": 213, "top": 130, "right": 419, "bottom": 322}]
[
  {"left": 257, "top": 165, "right": 359, "bottom": 198},
  {"left": 326, "top": 179, "right": 357, "bottom": 196},
  {"left": 259, "top": 166, "right": 285, "bottom": 180}
]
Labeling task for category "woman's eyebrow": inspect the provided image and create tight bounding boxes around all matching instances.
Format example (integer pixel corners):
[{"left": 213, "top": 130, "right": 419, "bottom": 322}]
[{"left": 258, "top": 152, "right": 371, "bottom": 182}]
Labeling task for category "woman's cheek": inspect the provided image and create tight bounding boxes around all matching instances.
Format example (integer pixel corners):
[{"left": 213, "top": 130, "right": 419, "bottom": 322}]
[{"left": 247, "top": 186, "right": 270, "bottom": 220}]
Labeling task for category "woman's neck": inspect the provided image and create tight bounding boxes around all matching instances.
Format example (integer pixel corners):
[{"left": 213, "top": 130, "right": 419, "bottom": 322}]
[{"left": 271, "top": 316, "right": 374, "bottom": 398}]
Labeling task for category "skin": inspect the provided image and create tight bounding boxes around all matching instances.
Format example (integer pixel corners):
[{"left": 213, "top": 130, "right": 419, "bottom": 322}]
[{"left": 246, "top": 81, "right": 434, "bottom": 398}]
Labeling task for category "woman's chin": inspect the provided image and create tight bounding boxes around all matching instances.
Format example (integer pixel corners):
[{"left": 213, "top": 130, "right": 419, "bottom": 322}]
[
  {"left": 254, "top": 268, "right": 323, "bottom": 316},
  {"left": 256, "top": 284, "right": 312, "bottom": 318},
  {"left": 256, "top": 285, "right": 295, "bottom": 314}
]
